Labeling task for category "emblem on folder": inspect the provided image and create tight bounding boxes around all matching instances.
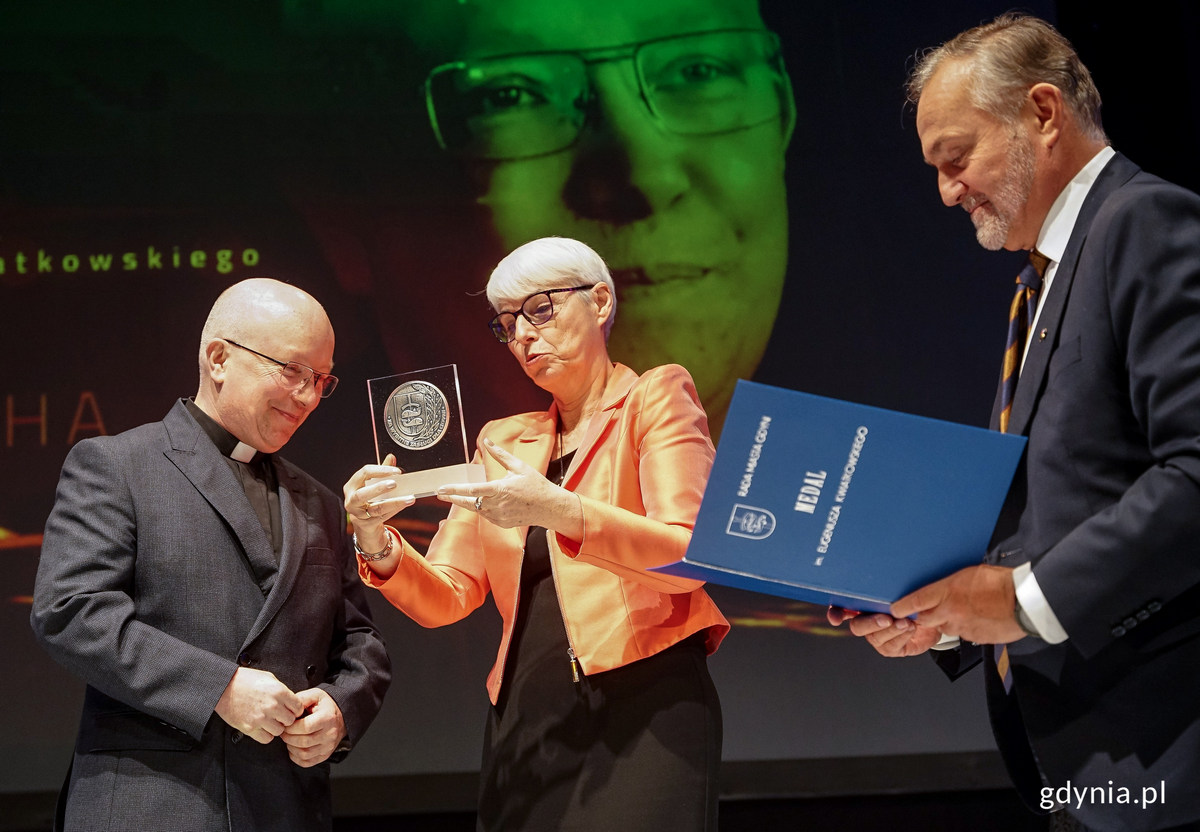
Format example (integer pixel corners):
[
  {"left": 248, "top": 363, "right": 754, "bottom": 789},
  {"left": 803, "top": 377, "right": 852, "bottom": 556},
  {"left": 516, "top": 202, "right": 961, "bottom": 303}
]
[{"left": 726, "top": 504, "right": 776, "bottom": 539}]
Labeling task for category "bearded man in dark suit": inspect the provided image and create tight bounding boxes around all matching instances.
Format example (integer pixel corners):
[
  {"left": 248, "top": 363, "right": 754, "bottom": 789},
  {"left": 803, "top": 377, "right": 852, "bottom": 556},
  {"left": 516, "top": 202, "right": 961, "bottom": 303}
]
[{"left": 831, "top": 15, "right": 1200, "bottom": 832}]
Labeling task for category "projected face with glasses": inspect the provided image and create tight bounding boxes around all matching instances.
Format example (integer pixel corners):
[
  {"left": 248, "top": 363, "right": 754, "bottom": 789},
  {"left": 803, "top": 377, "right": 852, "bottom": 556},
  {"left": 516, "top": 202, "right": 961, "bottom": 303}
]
[{"left": 410, "top": 0, "right": 794, "bottom": 435}]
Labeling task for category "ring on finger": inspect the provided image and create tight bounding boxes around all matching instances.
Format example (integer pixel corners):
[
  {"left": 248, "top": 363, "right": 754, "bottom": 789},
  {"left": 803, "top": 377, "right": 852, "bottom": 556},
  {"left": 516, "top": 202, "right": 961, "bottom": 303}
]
[
  {"left": 361, "top": 501, "right": 372, "bottom": 519},
  {"left": 474, "top": 496, "right": 484, "bottom": 511}
]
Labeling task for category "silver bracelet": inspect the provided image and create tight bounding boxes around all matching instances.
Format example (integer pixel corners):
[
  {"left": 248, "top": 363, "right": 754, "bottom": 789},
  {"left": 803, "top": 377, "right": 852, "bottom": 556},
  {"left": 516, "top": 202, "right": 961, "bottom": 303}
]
[{"left": 354, "top": 529, "right": 393, "bottom": 562}]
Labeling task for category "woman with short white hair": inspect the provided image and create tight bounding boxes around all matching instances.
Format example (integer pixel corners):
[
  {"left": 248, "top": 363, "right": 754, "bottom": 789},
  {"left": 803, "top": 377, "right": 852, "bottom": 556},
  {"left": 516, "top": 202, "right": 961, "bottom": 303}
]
[{"left": 344, "top": 236, "right": 728, "bottom": 831}]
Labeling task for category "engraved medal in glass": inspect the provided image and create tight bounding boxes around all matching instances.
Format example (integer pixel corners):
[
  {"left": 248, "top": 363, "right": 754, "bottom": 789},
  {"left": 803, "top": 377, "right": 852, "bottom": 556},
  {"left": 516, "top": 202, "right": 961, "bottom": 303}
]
[{"left": 367, "top": 364, "right": 485, "bottom": 497}]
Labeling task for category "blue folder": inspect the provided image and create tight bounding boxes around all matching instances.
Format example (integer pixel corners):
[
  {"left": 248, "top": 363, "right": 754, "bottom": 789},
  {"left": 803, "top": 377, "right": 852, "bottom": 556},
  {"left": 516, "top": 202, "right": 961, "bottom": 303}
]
[{"left": 652, "top": 381, "right": 1026, "bottom": 614}]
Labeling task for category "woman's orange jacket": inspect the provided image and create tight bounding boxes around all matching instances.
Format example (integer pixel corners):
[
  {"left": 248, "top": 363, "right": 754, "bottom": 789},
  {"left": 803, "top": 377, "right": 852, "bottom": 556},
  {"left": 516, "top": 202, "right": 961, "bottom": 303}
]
[{"left": 359, "top": 363, "right": 729, "bottom": 704}]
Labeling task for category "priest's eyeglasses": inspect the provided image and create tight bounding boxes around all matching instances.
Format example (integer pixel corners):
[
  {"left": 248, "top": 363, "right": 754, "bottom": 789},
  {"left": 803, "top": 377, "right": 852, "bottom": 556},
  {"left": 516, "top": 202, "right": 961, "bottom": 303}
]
[{"left": 223, "top": 339, "right": 339, "bottom": 398}]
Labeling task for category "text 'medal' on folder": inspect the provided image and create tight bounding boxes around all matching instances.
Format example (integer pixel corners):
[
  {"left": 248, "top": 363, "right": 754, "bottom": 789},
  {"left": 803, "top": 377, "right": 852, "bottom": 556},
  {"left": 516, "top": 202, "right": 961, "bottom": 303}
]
[{"left": 651, "top": 380, "right": 1027, "bottom": 614}]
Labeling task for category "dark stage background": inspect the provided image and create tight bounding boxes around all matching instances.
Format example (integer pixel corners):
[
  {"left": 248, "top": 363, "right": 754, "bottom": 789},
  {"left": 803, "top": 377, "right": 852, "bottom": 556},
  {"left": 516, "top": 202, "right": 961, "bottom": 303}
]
[{"left": 2, "top": 1, "right": 1198, "bottom": 827}]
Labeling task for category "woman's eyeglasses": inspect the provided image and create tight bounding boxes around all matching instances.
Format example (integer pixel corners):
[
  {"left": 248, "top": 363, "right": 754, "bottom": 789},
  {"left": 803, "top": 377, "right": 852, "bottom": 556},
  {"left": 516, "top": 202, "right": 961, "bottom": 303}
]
[{"left": 488, "top": 287, "right": 589, "bottom": 343}]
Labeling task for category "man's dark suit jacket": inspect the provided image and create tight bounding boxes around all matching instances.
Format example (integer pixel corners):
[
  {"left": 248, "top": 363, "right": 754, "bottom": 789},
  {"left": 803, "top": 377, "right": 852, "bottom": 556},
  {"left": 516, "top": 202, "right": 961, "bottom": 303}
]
[
  {"left": 31, "top": 400, "right": 391, "bottom": 832},
  {"left": 957, "top": 153, "right": 1200, "bottom": 831}
]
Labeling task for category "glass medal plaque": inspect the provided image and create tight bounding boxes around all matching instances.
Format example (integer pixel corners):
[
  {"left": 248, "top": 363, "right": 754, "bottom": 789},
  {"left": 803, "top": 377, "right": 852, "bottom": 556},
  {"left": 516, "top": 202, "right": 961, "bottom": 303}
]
[{"left": 367, "top": 364, "right": 485, "bottom": 498}]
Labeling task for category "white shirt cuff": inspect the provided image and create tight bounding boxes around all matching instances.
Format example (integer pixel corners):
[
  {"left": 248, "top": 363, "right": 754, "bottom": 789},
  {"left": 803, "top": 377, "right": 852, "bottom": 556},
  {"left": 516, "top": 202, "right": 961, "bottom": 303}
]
[
  {"left": 930, "top": 633, "right": 961, "bottom": 651},
  {"left": 1012, "top": 562, "right": 1069, "bottom": 644}
]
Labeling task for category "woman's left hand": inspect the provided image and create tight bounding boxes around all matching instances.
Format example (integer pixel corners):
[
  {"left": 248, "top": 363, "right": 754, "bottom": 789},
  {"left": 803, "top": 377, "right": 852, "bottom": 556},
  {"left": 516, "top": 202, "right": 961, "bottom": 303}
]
[{"left": 438, "top": 439, "right": 581, "bottom": 534}]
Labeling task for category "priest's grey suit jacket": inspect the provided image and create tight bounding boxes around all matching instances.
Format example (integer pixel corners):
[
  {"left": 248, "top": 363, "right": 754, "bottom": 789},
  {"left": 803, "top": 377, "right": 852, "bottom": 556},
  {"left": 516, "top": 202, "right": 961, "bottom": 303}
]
[{"left": 32, "top": 399, "right": 391, "bottom": 832}]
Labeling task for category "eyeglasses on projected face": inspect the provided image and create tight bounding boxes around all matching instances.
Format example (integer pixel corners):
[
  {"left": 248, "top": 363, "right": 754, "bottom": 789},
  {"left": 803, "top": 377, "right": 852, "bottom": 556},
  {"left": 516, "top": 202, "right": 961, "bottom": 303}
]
[{"left": 425, "top": 28, "right": 792, "bottom": 161}]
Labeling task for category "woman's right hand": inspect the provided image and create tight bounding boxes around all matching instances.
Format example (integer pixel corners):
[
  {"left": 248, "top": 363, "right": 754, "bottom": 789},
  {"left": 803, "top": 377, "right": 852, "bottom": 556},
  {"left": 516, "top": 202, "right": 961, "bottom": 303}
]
[{"left": 342, "top": 454, "right": 414, "bottom": 568}]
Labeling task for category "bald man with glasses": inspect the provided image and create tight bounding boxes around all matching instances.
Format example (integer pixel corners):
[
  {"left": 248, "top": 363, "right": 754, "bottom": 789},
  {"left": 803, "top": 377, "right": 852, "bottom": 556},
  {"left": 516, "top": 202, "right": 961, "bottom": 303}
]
[{"left": 31, "top": 278, "right": 390, "bottom": 832}]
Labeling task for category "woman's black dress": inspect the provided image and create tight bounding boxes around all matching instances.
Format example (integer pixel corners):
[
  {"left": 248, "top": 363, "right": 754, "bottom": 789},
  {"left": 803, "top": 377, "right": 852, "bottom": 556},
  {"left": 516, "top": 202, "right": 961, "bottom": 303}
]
[{"left": 477, "top": 450, "right": 722, "bottom": 831}]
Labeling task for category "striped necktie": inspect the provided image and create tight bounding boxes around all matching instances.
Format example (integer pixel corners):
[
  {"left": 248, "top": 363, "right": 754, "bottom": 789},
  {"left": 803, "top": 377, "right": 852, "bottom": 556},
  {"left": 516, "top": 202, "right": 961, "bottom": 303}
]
[
  {"left": 997, "top": 250, "right": 1051, "bottom": 433},
  {"left": 995, "top": 249, "right": 1050, "bottom": 692}
]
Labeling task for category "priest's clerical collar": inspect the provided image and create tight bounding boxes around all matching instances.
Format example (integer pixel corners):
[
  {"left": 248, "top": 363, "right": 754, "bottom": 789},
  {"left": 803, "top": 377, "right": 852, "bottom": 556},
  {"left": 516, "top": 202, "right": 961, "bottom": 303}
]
[{"left": 185, "top": 399, "right": 263, "bottom": 463}]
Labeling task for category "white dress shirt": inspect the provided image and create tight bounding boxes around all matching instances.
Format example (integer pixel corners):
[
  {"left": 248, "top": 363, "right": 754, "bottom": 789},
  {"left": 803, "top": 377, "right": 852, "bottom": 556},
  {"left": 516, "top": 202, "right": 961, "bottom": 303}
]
[{"left": 1011, "top": 145, "right": 1117, "bottom": 644}]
